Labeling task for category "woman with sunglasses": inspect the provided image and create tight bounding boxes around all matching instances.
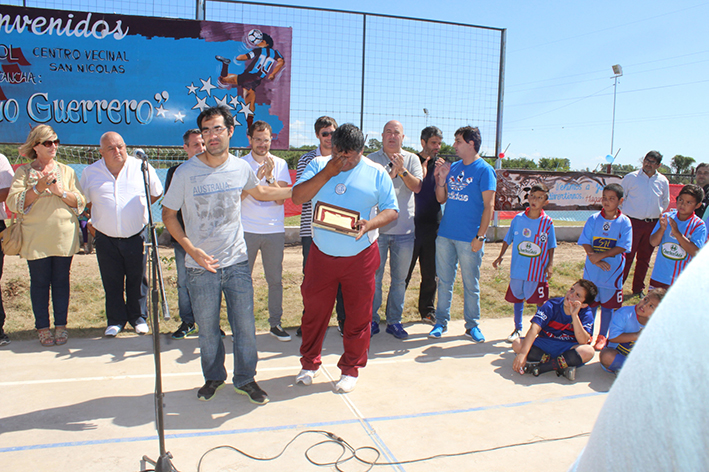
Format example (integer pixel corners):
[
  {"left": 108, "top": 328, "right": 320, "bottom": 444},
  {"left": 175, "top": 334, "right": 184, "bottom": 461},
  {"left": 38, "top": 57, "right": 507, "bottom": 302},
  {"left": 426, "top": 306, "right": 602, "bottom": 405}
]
[{"left": 7, "top": 125, "right": 85, "bottom": 347}]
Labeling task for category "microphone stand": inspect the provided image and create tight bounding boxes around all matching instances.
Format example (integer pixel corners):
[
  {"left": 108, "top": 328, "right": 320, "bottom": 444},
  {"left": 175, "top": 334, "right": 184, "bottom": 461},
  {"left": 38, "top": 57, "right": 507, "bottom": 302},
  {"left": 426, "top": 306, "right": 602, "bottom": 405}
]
[{"left": 137, "top": 154, "right": 178, "bottom": 472}]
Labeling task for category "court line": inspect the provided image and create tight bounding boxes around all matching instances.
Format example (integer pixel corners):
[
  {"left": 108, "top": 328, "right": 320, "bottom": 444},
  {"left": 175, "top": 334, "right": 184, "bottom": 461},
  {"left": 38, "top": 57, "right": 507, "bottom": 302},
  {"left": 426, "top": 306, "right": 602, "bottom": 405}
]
[{"left": 0, "top": 391, "right": 606, "bottom": 454}]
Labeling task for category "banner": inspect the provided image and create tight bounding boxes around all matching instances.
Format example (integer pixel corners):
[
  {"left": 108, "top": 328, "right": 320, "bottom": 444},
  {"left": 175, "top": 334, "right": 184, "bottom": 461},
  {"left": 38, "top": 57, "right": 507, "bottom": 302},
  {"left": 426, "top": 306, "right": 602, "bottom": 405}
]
[
  {"left": 496, "top": 169, "right": 622, "bottom": 211},
  {"left": 0, "top": 6, "right": 291, "bottom": 148}
]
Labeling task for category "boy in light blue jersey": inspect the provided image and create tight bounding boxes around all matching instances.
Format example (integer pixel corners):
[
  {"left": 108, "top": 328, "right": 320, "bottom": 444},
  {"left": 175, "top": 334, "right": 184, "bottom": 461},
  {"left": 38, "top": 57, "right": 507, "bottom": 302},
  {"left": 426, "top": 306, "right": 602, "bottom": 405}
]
[
  {"left": 599, "top": 288, "right": 666, "bottom": 373},
  {"left": 649, "top": 184, "right": 707, "bottom": 289},
  {"left": 493, "top": 183, "right": 556, "bottom": 343},
  {"left": 578, "top": 183, "right": 633, "bottom": 352}
]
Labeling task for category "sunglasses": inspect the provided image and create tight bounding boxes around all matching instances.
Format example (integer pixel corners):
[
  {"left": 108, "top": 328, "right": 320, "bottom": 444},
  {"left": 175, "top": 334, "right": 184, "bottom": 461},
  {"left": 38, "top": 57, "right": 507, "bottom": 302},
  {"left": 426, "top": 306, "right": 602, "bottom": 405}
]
[
  {"left": 320, "top": 131, "right": 334, "bottom": 137},
  {"left": 41, "top": 139, "right": 60, "bottom": 148}
]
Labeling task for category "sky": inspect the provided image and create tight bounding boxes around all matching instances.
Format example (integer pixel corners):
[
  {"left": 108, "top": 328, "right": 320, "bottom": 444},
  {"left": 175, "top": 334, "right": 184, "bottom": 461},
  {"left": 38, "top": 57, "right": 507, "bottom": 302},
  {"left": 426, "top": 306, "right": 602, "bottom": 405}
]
[{"left": 239, "top": 0, "right": 709, "bottom": 171}]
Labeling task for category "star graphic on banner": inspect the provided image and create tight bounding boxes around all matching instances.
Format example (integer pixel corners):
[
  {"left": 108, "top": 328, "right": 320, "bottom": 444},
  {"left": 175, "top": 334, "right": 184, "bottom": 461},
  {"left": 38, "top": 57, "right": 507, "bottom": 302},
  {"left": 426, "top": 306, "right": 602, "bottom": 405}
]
[
  {"left": 238, "top": 99, "right": 254, "bottom": 119},
  {"left": 229, "top": 94, "right": 240, "bottom": 109},
  {"left": 199, "top": 77, "right": 216, "bottom": 96},
  {"left": 192, "top": 95, "right": 209, "bottom": 111},
  {"left": 155, "top": 104, "right": 168, "bottom": 118},
  {"left": 174, "top": 111, "right": 186, "bottom": 123},
  {"left": 214, "top": 94, "right": 231, "bottom": 109},
  {"left": 186, "top": 82, "right": 199, "bottom": 95}
]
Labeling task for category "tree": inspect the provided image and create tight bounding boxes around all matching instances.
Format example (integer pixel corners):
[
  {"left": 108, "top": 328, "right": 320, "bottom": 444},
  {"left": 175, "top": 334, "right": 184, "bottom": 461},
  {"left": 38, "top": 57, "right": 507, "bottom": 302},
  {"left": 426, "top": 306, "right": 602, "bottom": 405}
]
[
  {"left": 671, "top": 155, "right": 695, "bottom": 174},
  {"left": 365, "top": 138, "right": 381, "bottom": 153},
  {"left": 501, "top": 157, "right": 538, "bottom": 170},
  {"left": 538, "top": 157, "right": 570, "bottom": 171}
]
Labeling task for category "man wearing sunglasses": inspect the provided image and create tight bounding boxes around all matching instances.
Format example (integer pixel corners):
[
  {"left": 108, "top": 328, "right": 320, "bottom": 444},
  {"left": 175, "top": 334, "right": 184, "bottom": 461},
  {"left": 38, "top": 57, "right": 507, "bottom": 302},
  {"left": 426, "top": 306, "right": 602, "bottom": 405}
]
[{"left": 621, "top": 151, "right": 670, "bottom": 298}]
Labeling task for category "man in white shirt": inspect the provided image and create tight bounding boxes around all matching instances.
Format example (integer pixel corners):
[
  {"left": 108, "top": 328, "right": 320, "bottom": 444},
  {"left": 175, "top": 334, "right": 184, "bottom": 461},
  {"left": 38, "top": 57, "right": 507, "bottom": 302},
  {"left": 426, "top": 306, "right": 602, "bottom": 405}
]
[
  {"left": 367, "top": 120, "right": 423, "bottom": 340},
  {"left": 621, "top": 151, "right": 670, "bottom": 297},
  {"left": 0, "top": 153, "right": 15, "bottom": 346},
  {"left": 80, "top": 132, "right": 163, "bottom": 337},
  {"left": 241, "top": 121, "right": 292, "bottom": 341}
]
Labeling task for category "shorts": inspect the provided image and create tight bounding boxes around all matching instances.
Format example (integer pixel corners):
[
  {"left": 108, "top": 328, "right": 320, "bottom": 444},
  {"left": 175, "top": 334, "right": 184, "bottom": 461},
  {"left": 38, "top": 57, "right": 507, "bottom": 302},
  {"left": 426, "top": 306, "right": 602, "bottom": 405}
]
[
  {"left": 648, "top": 279, "right": 670, "bottom": 290},
  {"left": 589, "top": 286, "right": 622, "bottom": 309},
  {"left": 532, "top": 336, "right": 580, "bottom": 358},
  {"left": 237, "top": 72, "right": 263, "bottom": 89},
  {"left": 505, "top": 278, "right": 549, "bottom": 304}
]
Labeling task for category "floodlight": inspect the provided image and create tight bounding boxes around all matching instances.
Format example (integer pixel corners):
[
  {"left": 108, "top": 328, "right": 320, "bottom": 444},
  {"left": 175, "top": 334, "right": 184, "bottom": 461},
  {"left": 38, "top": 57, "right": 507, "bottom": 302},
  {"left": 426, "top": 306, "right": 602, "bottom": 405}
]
[{"left": 612, "top": 64, "right": 623, "bottom": 76}]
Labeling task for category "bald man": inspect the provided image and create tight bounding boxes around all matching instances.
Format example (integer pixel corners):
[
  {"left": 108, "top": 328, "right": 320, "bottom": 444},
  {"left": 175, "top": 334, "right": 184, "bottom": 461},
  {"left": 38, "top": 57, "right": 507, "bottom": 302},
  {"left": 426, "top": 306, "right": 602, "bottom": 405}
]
[
  {"left": 367, "top": 120, "right": 423, "bottom": 339},
  {"left": 80, "top": 132, "right": 163, "bottom": 337}
]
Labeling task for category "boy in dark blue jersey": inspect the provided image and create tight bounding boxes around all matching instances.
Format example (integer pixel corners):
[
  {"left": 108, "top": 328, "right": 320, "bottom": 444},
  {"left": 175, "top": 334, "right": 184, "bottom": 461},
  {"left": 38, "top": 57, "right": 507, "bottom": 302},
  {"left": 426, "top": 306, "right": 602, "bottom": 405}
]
[
  {"left": 512, "top": 280, "right": 598, "bottom": 381},
  {"left": 493, "top": 183, "right": 556, "bottom": 343},
  {"left": 578, "top": 183, "right": 633, "bottom": 351}
]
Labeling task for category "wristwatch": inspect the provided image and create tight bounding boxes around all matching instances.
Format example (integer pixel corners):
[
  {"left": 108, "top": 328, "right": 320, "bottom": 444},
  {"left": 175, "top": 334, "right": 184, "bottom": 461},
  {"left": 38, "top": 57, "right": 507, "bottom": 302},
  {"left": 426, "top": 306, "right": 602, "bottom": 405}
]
[
  {"left": 62, "top": 191, "right": 67, "bottom": 199},
  {"left": 265, "top": 177, "right": 275, "bottom": 184},
  {"left": 475, "top": 234, "right": 486, "bottom": 242},
  {"left": 401, "top": 170, "right": 409, "bottom": 177}
]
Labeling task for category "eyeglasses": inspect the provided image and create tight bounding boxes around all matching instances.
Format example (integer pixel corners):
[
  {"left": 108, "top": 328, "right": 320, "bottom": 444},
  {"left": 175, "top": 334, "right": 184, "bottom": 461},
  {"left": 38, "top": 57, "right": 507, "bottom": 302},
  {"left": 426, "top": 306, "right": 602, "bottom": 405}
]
[
  {"left": 320, "top": 131, "right": 334, "bottom": 137},
  {"left": 644, "top": 158, "right": 659, "bottom": 165},
  {"left": 41, "top": 139, "right": 60, "bottom": 147},
  {"left": 201, "top": 126, "right": 227, "bottom": 136}
]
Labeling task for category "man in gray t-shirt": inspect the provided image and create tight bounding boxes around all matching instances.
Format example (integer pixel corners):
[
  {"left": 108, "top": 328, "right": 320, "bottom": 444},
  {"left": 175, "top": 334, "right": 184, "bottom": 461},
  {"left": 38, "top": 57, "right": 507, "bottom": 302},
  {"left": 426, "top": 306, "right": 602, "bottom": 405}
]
[
  {"left": 367, "top": 120, "right": 423, "bottom": 339},
  {"left": 163, "top": 106, "right": 290, "bottom": 405}
]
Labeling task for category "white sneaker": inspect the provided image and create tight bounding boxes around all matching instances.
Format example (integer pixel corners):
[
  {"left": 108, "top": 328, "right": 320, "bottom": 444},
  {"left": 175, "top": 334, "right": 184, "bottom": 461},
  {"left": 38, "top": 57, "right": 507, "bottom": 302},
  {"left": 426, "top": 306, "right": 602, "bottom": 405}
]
[
  {"left": 105, "top": 325, "right": 122, "bottom": 337},
  {"left": 506, "top": 329, "right": 521, "bottom": 343},
  {"left": 134, "top": 321, "right": 150, "bottom": 335},
  {"left": 335, "top": 374, "right": 357, "bottom": 393},
  {"left": 295, "top": 369, "right": 319, "bottom": 386}
]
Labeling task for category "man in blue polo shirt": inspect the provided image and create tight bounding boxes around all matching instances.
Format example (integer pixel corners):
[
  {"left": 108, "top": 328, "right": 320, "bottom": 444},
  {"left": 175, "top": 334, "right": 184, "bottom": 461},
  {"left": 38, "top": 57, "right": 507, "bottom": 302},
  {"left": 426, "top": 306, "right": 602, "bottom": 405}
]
[
  {"left": 292, "top": 124, "right": 398, "bottom": 393},
  {"left": 428, "top": 126, "right": 496, "bottom": 343}
]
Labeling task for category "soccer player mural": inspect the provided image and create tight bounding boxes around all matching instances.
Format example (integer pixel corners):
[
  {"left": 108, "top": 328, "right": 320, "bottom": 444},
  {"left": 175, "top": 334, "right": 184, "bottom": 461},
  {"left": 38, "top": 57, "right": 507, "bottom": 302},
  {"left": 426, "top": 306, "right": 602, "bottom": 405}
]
[{"left": 215, "top": 29, "right": 286, "bottom": 129}]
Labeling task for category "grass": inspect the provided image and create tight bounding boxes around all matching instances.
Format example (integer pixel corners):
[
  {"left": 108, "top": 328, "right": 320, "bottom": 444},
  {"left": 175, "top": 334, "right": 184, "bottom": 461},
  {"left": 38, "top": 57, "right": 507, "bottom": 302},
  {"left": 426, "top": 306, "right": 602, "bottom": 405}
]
[{"left": 2, "top": 242, "right": 652, "bottom": 341}]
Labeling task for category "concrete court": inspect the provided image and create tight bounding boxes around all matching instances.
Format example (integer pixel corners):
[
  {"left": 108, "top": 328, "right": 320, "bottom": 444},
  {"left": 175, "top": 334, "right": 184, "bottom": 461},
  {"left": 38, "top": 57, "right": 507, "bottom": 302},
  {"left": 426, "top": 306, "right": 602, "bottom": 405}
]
[{"left": 0, "top": 317, "right": 614, "bottom": 471}]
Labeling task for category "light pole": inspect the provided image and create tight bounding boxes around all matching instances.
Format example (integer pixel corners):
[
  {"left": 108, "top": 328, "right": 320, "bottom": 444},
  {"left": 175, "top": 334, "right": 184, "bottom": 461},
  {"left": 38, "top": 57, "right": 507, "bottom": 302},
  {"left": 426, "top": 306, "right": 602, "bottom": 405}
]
[
  {"left": 423, "top": 108, "right": 429, "bottom": 127},
  {"left": 610, "top": 64, "right": 622, "bottom": 155}
]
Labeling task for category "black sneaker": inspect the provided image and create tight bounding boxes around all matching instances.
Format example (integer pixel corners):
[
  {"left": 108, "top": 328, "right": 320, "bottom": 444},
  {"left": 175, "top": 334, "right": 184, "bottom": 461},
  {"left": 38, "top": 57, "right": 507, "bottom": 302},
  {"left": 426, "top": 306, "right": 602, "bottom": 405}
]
[
  {"left": 234, "top": 381, "right": 269, "bottom": 405},
  {"left": 296, "top": 326, "right": 302, "bottom": 337},
  {"left": 270, "top": 325, "right": 291, "bottom": 342},
  {"left": 215, "top": 55, "right": 231, "bottom": 64},
  {"left": 557, "top": 366, "right": 576, "bottom": 381},
  {"left": 421, "top": 313, "right": 436, "bottom": 325},
  {"left": 337, "top": 319, "right": 345, "bottom": 337},
  {"left": 197, "top": 380, "right": 225, "bottom": 401},
  {"left": 172, "top": 322, "right": 197, "bottom": 339},
  {"left": 524, "top": 362, "right": 541, "bottom": 377},
  {"left": 0, "top": 331, "right": 10, "bottom": 346}
]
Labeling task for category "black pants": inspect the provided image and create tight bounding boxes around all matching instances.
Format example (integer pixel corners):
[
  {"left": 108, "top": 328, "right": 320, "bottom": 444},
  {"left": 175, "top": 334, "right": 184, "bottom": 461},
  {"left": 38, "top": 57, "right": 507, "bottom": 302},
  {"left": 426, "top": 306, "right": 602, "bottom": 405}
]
[
  {"left": 405, "top": 226, "right": 438, "bottom": 318},
  {"left": 94, "top": 228, "right": 148, "bottom": 328}
]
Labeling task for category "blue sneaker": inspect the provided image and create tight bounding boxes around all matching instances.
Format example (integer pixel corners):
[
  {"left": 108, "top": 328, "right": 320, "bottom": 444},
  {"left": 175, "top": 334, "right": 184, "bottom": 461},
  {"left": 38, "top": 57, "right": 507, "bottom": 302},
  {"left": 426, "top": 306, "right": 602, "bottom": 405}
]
[
  {"left": 385, "top": 323, "right": 409, "bottom": 339},
  {"left": 370, "top": 321, "right": 380, "bottom": 337},
  {"left": 428, "top": 323, "right": 447, "bottom": 339},
  {"left": 465, "top": 326, "right": 485, "bottom": 343}
]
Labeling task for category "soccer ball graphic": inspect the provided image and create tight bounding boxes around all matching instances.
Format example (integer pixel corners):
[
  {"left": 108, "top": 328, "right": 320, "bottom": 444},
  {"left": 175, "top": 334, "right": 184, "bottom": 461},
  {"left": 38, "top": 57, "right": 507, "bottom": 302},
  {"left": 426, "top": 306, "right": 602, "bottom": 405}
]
[{"left": 247, "top": 29, "right": 263, "bottom": 46}]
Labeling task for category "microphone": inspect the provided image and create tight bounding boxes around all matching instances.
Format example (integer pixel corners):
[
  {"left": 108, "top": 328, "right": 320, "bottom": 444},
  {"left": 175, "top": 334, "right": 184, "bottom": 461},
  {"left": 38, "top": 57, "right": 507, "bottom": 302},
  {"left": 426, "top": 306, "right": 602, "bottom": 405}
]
[{"left": 134, "top": 148, "right": 149, "bottom": 161}]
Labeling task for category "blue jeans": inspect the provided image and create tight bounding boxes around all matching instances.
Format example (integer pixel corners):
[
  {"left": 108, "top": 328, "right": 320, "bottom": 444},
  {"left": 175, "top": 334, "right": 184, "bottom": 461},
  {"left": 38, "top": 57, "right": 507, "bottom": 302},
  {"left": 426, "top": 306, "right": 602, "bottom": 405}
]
[
  {"left": 27, "top": 256, "right": 73, "bottom": 330},
  {"left": 173, "top": 242, "right": 194, "bottom": 325},
  {"left": 187, "top": 262, "right": 257, "bottom": 387},
  {"left": 372, "top": 233, "right": 415, "bottom": 325},
  {"left": 435, "top": 236, "right": 484, "bottom": 330}
]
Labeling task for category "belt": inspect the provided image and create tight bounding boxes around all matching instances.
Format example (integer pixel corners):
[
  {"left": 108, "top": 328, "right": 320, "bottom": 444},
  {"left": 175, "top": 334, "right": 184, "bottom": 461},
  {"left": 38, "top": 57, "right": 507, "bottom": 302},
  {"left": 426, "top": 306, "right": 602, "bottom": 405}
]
[{"left": 630, "top": 217, "right": 659, "bottom": 223}]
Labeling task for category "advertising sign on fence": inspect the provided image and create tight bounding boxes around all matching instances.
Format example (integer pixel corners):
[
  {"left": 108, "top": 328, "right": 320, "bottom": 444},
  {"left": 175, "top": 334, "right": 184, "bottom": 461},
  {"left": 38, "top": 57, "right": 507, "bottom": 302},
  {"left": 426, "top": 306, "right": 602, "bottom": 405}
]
[
  {"left": 495, "top": 169, "right": 622, "bottom": 211},
  {"left": 0, "top": 5, "right": 291, "bottom": 147}
]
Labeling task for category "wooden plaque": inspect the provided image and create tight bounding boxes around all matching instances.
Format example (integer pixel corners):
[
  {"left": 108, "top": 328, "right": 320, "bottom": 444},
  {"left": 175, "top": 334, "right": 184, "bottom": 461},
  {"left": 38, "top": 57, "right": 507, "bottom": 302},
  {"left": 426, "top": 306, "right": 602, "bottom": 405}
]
[{"left": 312, "top": 201, "right": 360, "bottom": 236}]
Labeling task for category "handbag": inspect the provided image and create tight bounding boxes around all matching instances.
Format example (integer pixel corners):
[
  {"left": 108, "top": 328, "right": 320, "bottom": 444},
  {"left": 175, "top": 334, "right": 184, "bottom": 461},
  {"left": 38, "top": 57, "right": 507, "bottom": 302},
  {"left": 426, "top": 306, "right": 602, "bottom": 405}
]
[{"left": 1, "top": 213, "right": 23, "bottom": 255}]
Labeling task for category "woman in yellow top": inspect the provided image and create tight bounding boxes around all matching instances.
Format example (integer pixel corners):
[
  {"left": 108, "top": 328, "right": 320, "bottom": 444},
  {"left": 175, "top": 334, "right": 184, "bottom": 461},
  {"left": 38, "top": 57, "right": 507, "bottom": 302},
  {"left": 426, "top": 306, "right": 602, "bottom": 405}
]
[{"left": 7, "top": 125, "right": 85, "bottom": 347}]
